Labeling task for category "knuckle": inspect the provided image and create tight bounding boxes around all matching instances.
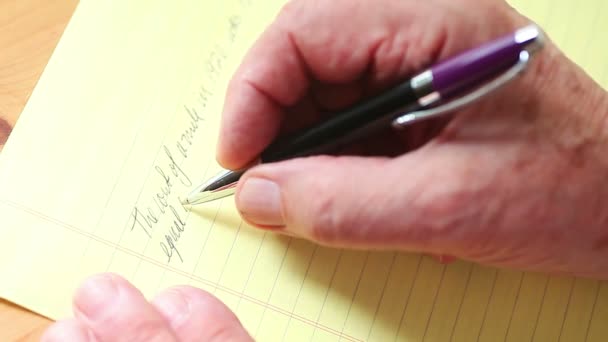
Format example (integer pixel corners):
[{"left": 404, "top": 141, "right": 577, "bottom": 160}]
[
  {"left": 308, "top": 195, "right": 343, "bottom": 245},
  {"left": 420, "top": 188, "right": 461, "bottom": 219},
  {"left": 414, "top": 178, "right": 472, "bottom": 237},
  {"left": 304, "top": 174, "right": 345, "bottom": 244},
  {"left": 411, "top": 163, "right": 500, "bottom": 254},
  {"left": 296, "top": 155, "right": 379, "bottom": 245}
]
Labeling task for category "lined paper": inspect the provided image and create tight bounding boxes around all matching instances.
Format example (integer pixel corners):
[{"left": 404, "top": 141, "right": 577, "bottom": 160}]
[{"left": 0, "top": 0, "right": 607, "bottom": 341}]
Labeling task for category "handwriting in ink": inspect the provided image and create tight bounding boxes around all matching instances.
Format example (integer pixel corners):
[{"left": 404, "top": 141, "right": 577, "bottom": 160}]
[
  {"left": 126, "top": 16, "right": 242, "bottom": 263},
  {"left": 206, "top": 44, "right": 228, "bottom": 83},
  {"left": 160, "top": 204, "right": 187, "bottom": 263},
  {"left": 176, "top": 87, "right": 211, "bottom": 158},
  {"left": 228, "top": 15, "right": 241, "bottom": 42},
  {"left": 164, "top": 145, "right": 192, "bottom": 187},
  {"left": 127, "top": 143, "right": 193, "bottom": 238},
  {"left": 153, "top": 165, "right": 172, "bottom": 214},
  {"left": 128, "top": 207, "right": 158, "bottom": 238}
]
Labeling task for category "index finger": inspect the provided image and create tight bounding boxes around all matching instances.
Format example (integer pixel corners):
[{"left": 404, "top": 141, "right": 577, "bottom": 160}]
[
  {"left": 216, "top": 0, "right": 500, "bottom": 169},
  {"left": 216, "top": 0, "right": 425, "bottom": 169}
]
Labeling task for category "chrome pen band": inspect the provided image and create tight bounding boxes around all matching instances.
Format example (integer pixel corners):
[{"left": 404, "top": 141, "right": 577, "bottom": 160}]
[
  {"left": 393, "top": 49, "right": 532, "bottom": 128},
  {"left": 410, "top": 70, "right": 434, "bottom": 96},
  {"left": 396, "top": 24, "right": 544, "bottom": 129},
  {"left": 410, "top": 70, "right": 442, "bottom": 107},
  {"left": 514, "top": 25, "right": 544, "bottom": 52}
]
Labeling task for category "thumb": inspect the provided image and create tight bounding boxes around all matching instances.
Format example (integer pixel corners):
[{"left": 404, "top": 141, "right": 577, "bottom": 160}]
[{"left": 234, "top": 149, "right": 473, "bottom": 255}]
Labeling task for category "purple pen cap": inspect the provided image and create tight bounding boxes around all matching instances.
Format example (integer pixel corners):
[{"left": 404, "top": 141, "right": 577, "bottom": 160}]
[{"left": 420, "top": 25, "right": 544, "bottom": 100}]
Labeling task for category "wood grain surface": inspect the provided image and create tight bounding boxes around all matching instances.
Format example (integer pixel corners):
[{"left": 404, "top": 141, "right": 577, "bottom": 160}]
[{"left": 0, "top": 0, "right": 78, "bottom": 339}]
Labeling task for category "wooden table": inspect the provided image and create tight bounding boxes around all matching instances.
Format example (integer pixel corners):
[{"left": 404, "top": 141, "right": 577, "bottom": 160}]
[{"left": 0, "top": 0, "right": 78, "bottom": 339}]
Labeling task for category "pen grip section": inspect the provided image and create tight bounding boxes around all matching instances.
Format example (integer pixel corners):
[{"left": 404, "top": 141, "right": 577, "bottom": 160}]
[{"left": 260, "top": 82, "right": 420, "bottom": 162}]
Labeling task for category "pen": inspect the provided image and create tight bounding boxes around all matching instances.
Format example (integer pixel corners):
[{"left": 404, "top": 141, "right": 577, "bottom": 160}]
[{"left": 181, "top": 24, "right": 544, "bottom": 205}]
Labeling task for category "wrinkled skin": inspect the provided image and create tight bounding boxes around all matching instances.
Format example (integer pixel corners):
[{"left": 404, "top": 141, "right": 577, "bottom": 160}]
[{"left": 42, "top": 0, "right": 608, "bottom": 340}]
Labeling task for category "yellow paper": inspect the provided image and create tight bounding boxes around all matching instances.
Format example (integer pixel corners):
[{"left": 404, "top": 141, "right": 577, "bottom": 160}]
[{"left": 0, "top": 0, "right": 607, "bottom": 341}]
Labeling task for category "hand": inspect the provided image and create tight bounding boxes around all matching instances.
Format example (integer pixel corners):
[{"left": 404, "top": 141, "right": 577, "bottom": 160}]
[
  {"left": 41, "top": 273, "right": 252, "bottom": 342},
  {"left": 41, "top": 0, "right": 608, "bottom": 340},
  {"left": 218, "top": 0, "right": 608, "bottom": 279}
]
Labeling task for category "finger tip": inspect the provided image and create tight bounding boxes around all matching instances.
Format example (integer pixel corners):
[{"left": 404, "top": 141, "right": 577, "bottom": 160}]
[
  {"left": 158, "top": 285, "right": 236, "bottom": 319},
  {"left": 215, "top": 142, "right": 253, "bottom": 171},
  {"left": 73, "top": 273, "right": 137, "bottom": 321},
  {"left": 214, "top": 139, "right": 234, "bottom": 169},
  {"left": 215, "top": 152, "right": 240, "bottom": 171},
  {"left": 151, "top": 287, "right": 192, "bottom": 330},
  {"left": 41, "top": 319, "right": 93, "bottom": 342},
  {"left": 215, "top": 122, "right": 245, "bottom": 170},
  {"left": 153, "top": 285, "right": 251, "bottom": 340},
  {"left": 71, "top": 273, "right": 180, "bottom": 342}
]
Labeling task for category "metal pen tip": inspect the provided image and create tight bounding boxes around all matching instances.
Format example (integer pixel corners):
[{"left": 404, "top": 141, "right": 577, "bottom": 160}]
[
  {"left": 182, "top": 186, "right": 237, "bottom": 205},
  {"left": 180, "top": 168, "right": 244, "bottom": 205}
]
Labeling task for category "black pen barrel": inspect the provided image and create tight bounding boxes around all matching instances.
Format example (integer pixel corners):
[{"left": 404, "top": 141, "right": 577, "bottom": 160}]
[{"left": 260, "top": 81, "right": 420, "bottom": 163}]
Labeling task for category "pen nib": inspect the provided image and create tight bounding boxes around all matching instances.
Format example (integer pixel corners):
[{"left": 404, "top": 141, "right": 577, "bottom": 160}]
[
  {"left": 180, "top": 168, "right": 245, "bottom": 205},
  {"left": 182, "top": 186, "right": 237, "bottom": 205}
]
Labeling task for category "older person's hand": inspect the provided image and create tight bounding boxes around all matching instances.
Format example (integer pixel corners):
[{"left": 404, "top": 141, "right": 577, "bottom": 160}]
[
  {"left": 220, "top": 0, "right": 608, "bottom": 279},
  {"left": 43, "top": 0, "right": 608, "bottom": 340},
  {"left": 41, "top": 273, "right": 252, "bottom": 341}
]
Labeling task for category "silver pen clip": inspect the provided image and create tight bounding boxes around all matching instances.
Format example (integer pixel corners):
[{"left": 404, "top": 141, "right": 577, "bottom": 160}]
[{"left": 391, "top": 49, "right": 532, "bottom": 129}]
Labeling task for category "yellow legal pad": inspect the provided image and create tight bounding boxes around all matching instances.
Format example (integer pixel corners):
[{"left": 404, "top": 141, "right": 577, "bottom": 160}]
[{"left": 1, "top": 0, "right": 607, "bottom": 341}]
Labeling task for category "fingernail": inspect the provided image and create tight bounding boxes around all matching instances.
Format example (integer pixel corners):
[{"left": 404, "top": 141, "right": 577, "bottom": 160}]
[
  {"left": 154, "top": 288, "right": 191, "bottom": 329},
  {"left": 237, "top": 178, "right": 284, "bottom": 227},
  {"left": 75, "top": 274, "right": 119, "bottom": 321}
]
